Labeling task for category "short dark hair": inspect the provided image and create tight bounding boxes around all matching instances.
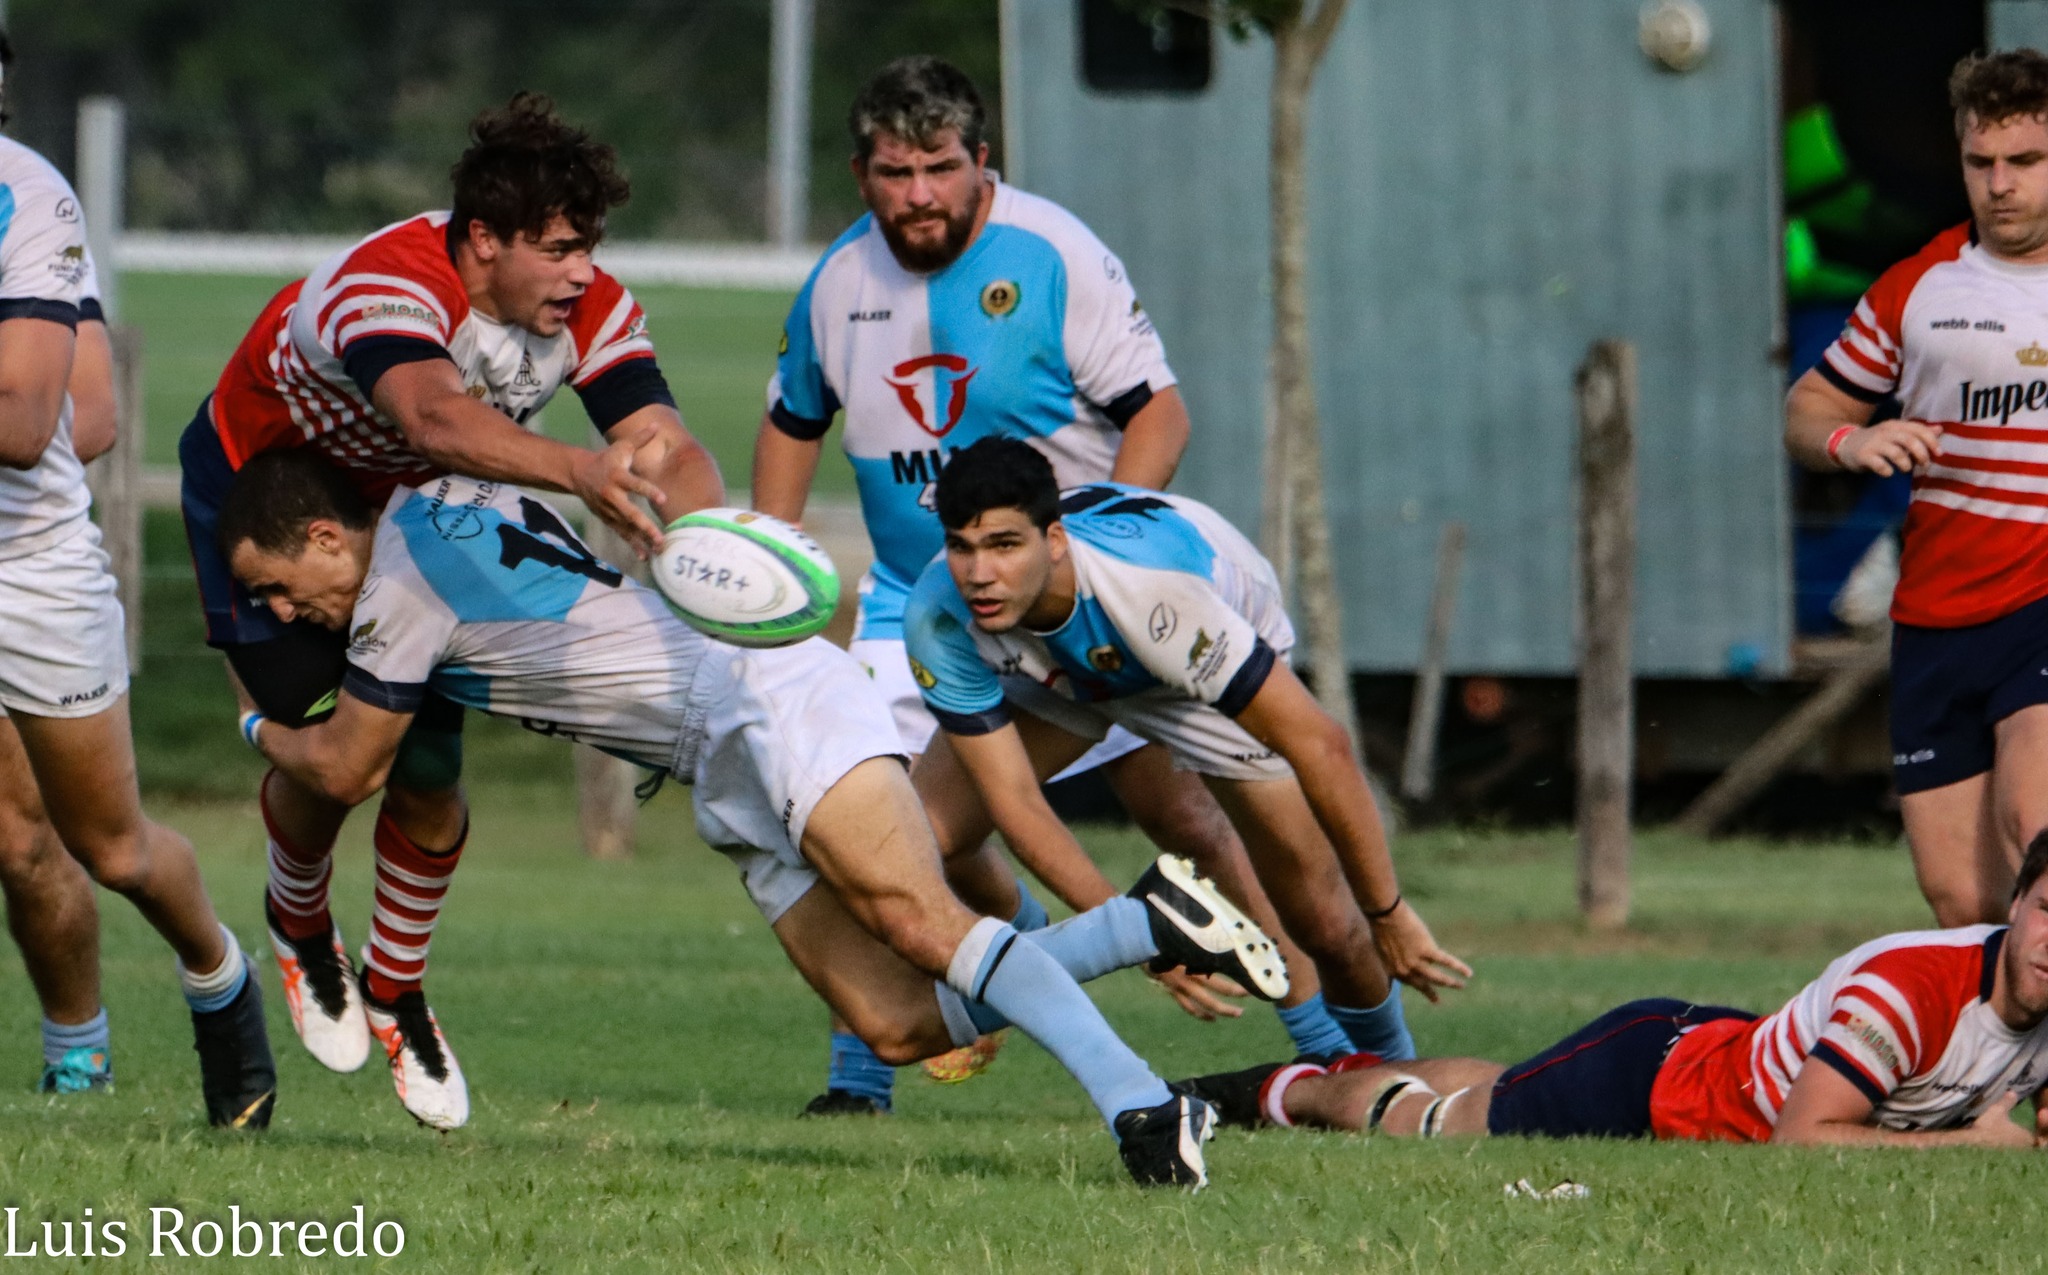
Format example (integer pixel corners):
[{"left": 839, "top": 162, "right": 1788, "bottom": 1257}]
[
  {"left": 849, "top": 56, "right": 986, "bottom": 162},
  {"left": 933, "top": 437, "right": 1059, "bottom": 532},
  {"left": 217, "top": 450, "right": 374, "bottom": 559},
  {"left": 448, "top": 91, "right": 629, "bottom": 253},
  {"left": 1950, "top": 49, "right": 2048, "bottom": 137},
  {"left": 2018, "top": 830, "right": 2048, "bottom": 902}
]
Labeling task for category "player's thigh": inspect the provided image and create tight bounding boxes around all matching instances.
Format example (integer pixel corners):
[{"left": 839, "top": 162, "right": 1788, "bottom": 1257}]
[
  {"left": 1201, "top": 773, "right": 1362, "bottom": 946},
  {"left": 768, "top": 878, "right": 951, "bottom": 1062},
  {"left": 1100, "top": 742, "right": 1237, "bottom": 854},
  {"left": 0, "top": 714, "right": 51, "bottom": 849},
  {"left": 1994, "top": 704, "right": 2048, "bottom": 851},
  {"left": 8, "top": 698, "right": 147, "bottom": 852},
  {"left": 1900, "top": 775, "right": 2003, "bottom": 925},
  {"left": 801, "top": 756, "right": 978, "bottom": 974}
]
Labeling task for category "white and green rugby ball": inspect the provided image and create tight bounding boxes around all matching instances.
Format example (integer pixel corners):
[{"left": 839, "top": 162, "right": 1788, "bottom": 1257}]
[{"left": 653, "top": 508, "right": 838, "bottom": 648}]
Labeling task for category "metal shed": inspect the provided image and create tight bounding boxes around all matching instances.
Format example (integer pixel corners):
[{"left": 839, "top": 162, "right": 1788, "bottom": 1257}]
[{"left": 1001, "top": 0, "right": 2048, "bottom": 684}]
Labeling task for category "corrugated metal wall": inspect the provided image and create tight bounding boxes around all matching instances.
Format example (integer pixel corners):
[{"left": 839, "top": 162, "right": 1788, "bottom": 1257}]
[{"left": 1007, "top": 0, "right": 1789, "bottom": 677}]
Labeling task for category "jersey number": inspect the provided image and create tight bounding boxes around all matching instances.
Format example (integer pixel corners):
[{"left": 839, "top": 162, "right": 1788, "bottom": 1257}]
[{"left": 495, "top": 496, "right": 623, "bottom": 588}]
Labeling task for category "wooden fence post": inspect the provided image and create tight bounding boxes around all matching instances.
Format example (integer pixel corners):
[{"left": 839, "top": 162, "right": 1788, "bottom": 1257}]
[
  {"left": 87, "top": 326, "right": 145, "bottom": 670},
  {"left": 1576, "top": 340, "right": 1636, "bottom": 931},
  {"left": 1400, "top": 521, "right": 1466, "bottom": 804},
  {"left": 575, "top": 491, "right": 642, "bottom": 861}
]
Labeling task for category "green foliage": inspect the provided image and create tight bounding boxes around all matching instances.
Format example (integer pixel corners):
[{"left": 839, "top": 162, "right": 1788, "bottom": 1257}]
[
  {"left": 0, "top": 802, "right": 2029, "bottom": 1271},
  {"left": 8, "top": 0, "right": 998, "bottom": 241}
]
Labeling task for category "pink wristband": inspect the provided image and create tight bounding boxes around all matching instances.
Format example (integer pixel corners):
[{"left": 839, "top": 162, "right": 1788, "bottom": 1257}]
[{"left": 1825, "top": 425, "right": 1856, "bottom": 467}]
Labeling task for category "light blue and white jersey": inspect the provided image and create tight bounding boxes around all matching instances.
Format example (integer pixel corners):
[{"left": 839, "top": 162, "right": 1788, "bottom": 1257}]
[
  {"left": 343, "top": 476, "right": 711, "bottom": 769},
  {"left": 0, "top": 135, "right": 101, "bottom": 560},
  {"left": 767, "top": 178, "right": 1175, "bottom": 640},
  {"left": 902, "top": 484, "right": 1294, "bottom": 735}
]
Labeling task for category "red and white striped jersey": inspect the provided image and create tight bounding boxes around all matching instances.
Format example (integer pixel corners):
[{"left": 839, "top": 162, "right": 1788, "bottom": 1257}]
[
  {"left": 1820, "top": 224, "right": 2048, "bottom": 627},
  {"left": 208, "top": 212, "right": 658, "bottom": 497},
  {"left": 1649, "top": 925, "right": 2048, "bottom": 1142}
]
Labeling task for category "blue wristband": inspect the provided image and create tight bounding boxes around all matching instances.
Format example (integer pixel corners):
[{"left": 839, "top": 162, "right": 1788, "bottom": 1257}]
[{"left": 238, "top": 711, "right": 266, "bottom": 750}]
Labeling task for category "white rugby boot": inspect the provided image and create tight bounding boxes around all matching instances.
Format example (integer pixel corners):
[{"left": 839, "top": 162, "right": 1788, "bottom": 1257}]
[
  {"left": 360, "top": 965, "right": 468, "bottom": 1131},
  {"left": 265, "top": 899, "right": 370, "bottom": 1073},
  {"left": 1130, "top": 855, "right": 1292, "bottom": 1001}
]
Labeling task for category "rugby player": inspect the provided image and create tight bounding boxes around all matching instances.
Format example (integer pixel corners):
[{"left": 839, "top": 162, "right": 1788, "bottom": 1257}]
[
  {"left": 216, "top": 449, "right": 1292, "bottom": 1187},
  {"left": 751, "top": 56, "right": 1359, "bottom": 1115},
  {"left": 1786, "top": 50, "right": 2048, "bottom": 926},
  {"left": 178, "top": 93, "right": 718, "bottom": 1129},
  {"left": 1179, "top": 830, "right": 2048, "bottom": 1149},
  {"left": 900, "top": 438, "right": 1472, "bottom": 1055},
  {"left": 0, "top": 41, "right": 274, "bottom": 1124}
]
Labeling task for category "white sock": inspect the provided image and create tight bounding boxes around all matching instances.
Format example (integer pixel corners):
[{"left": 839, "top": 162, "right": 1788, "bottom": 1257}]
[{"left": 178, "top": 924, "right": 248, "bottom": 1012}]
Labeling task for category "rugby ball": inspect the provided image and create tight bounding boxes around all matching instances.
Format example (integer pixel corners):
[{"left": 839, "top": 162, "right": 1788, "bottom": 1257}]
[{"left": 653, "top": 508, "right": 838, "bottom": 648}]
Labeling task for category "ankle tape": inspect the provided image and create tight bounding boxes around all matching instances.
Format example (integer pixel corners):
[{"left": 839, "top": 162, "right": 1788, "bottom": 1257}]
[
  {"left": 1259, "top": 1062, "right": 1327, "bottom": 1128},
  {"left": 1364, "top": 1074, "right": 1436, "bottom": 1133}
]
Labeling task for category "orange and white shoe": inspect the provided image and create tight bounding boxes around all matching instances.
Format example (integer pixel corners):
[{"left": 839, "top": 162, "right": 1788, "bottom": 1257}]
[
  {"left": 921, "top": 1029, "right": 1008, "bottom": 1084},
  {"left": 361, "top": 973, "right": 468, "bottom": 1131},
  {"left": 264, "top": 900, "right": 369, "bottom": 1073}
]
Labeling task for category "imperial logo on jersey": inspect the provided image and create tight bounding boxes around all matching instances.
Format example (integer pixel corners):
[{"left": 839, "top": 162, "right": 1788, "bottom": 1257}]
[
  {"left": 1820, "top": 223, "right": 2048, "bottom": 628},
  {"left": 208, "top": 211, "right": 658, "bottom": 499},
  {"left": 768, "top": 178, "right": 1177, "bottom": 642}
]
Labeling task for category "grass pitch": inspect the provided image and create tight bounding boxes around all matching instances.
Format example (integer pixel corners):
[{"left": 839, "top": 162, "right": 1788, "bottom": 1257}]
[{"left": 2, "top": 789, "right": 2039, "bottom": 1273}]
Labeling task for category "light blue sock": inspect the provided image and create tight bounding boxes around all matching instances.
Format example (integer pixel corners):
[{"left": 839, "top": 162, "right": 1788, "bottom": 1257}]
[
  {"left": 1021, "top": 897, "right": 1155, "bottom": 983},
  {"left": 178, "top": 928, "right": 249, "bottom": 1015},
  {"left": 1326, "top": 985, "right": 1416, "bottom": 1061},
  {"left": 950, "top": 918, "right": 1170, "bottom": 1125},
  {"left": 827, "top": 1030, "right": 894, "bottom": 1108},
  {"left": 42, "top": 1010, "right": 109, "bottom": 1067},
  {"left": 1274, "top": 992, "right": 1354, "bottom": 1059},
  {"left": 1011, "top": 884, "right": 1050, "bottom": 933}
]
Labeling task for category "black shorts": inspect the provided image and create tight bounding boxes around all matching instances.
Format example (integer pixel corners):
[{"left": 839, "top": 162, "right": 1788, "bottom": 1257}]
[
  {"left": 1891, "top": 589, "right": 2048, "bottom": 795},
  {"left": 1485, "top": 998, "right": 1755, "bottom": 1139},
  {"left": 177, "top": 401, "right": 463, "bottom": 737}
]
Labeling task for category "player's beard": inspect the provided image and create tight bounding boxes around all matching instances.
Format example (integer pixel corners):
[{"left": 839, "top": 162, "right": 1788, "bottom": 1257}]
[{"left": 880, "top": 185, "right": 983, "bottom": 274}]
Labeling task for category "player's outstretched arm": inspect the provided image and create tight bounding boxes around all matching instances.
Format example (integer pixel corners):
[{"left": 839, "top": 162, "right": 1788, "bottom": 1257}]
[
  {"left": 1233, "top": 662, "right": 1471, "bottom": 1001},
  {"left": 1785, "top": 368, "right": 1938, "bottom": 476},
  {"left": 943, "top": 723, "right": 1121, "bottom": 913},
  {"left": 240, "top": 691, "right": 414, "bottom": 809},
  {"left": 372, "top": 358, "right": 670, "bottom": 553},
  {"left": 1773, "top": 1063, "right": 2035, "bottom": 1148},
  {"left": 0, "top": 316, "right": 76, "bottom": 470},
  {"left": 751, "top": 408, "right": 824, "bottom": 524},
  {"left": 1107, "top": 386, "right": 1190, "bottom": 490}
]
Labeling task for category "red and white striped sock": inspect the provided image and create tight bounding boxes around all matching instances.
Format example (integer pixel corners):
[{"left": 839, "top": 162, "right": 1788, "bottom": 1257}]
[
  {"left": 363, "top": 810, "right": 467, "bottom": 1004},
  {"left": 262, "top": 771, "right": 336, "bottom": 942}
]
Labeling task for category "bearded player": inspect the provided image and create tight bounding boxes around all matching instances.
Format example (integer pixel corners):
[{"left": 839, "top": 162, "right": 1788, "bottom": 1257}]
[
  {"left": 216, "top": 449, "right": 1297, "bottom": 1187},
  {"left": 178, "top": 93, "right": 719, "bottom": 1129},
  {"left": 752, "top": 56, "right": 1361, "bottom": 1116},
  {"left": 1181, "top": 830, "right": 2048, "bottom": 1151}
]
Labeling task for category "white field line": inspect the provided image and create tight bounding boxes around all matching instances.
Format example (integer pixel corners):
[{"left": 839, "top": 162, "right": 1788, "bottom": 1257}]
[{"left": 115, "top": 233, "right": 815, "bottom": 291}]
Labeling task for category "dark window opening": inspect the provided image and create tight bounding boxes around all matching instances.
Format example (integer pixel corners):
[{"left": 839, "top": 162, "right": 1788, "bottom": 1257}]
[{"left": 1079, "top": 0, "right": 1212, "bottom": 94}]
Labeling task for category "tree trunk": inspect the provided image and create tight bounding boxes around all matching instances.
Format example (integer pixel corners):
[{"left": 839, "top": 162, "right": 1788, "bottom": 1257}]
[{"left": 1266, "top": 1, "right": 1360, "bottom": 755}]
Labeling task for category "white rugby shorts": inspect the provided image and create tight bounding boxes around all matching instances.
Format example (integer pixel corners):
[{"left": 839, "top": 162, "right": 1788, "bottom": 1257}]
[
  {"left": 848, "top": 635, "right": 1147, "bottom": 779},
  {"left": 998, "top": 674, "right": 1294, "bottom": 783},
  {"left": 688, "top": 637, "right": 906, "bottom": 924},
  {"left": 0, "top": 520, "right": 129, "bottom": 719}
]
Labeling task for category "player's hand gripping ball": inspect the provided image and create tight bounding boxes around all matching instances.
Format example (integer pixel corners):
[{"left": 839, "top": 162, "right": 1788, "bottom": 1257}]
[{"left": 653, "top": 509, "right": 839, "bottom": 648}]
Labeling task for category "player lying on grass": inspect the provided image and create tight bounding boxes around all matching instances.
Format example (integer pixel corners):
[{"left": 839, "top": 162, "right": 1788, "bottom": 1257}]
[
  {"left": 215, "top": 449, "right": 1290, "bottom": 1187},
  {"left": 178, "top": 92, "right": 720, "bottom": 1130},
  {"left": 0, "top": 39, "right": 275, "bottom": 1126},
  {"left": 901, "top": 438, "right": 1470, "bottom": 1052},
  {"left": 1177, "top": 830, "right": 2048, "bottom": 1148}
]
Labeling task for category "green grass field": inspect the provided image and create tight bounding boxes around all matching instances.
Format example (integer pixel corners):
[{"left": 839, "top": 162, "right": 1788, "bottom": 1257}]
[
  {"left": 34, "top": 272, "right": 2044, "bottom": 1269},
  {"left": 1, "top": 805, "right": 2033, "bottom": 1273}
]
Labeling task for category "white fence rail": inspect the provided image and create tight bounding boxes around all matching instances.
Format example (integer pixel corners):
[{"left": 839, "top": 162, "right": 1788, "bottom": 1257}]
[{"left": 114, "top": 233, "right": 815, "bottom": 292}]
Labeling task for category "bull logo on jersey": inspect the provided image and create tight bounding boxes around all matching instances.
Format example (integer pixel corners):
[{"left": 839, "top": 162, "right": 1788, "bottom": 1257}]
[{"left": 886, "top": 354, "right": 979, "bottom": 438}]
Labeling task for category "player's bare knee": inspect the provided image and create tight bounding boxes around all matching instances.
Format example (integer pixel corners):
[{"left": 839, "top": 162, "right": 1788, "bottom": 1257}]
[
  {"left": 1286, "top": 901, "right": 1373, "bottom": 966},
  {"left": 76, "top": 830, "right": 151, "bottom": 895}
]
